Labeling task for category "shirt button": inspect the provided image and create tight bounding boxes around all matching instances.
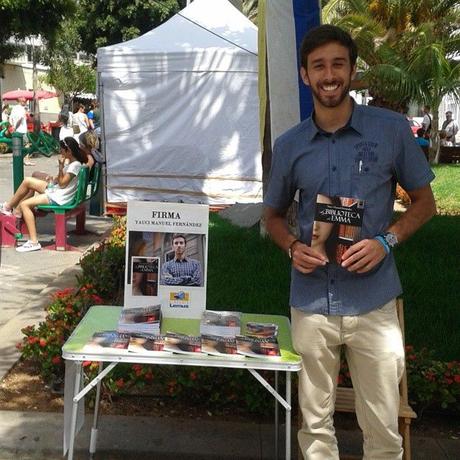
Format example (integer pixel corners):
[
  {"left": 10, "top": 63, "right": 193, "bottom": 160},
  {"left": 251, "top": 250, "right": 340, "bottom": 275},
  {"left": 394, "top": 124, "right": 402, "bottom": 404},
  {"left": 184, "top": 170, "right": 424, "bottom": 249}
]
[{"left": 332, "top": 166, "right": 337, "bottom": 172}]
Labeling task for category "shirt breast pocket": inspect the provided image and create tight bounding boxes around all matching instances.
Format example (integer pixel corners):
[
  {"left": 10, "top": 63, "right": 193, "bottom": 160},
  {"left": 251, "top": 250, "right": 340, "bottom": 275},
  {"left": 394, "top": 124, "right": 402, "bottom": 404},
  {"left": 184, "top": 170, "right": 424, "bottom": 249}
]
[{"left": 350, "top": 161, "right": 381, "bottom": 199}]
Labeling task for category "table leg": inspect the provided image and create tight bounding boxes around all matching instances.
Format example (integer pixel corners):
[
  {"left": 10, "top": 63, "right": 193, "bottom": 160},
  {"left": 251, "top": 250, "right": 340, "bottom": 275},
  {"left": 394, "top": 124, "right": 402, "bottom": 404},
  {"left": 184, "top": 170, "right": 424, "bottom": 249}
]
[
  {"left": 67, "top": 362, "right": 82, "bottom": 460},
  {"left": 89, "top": 362, "right": 104, "bottom": 458},
  {"left": 275, "top": 370, "right": 279, "bottom": 460},
  {"left": 285, "top": 372, "right": 292, "bottom": 460}
]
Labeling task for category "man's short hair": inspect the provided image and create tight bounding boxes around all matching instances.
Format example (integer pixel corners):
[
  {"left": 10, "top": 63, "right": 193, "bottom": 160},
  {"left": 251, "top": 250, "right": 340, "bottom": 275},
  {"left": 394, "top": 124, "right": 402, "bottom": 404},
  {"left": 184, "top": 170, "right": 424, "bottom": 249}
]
[
  {"left": 424, "top": 105, "right": 431, "bottom": 111},
  {"left": 446, "top": 111, "right": 452, "bottom": 116},
  {"left": 172, "top": 234, "right": 186, "bottom": 244},
  {"left": 300, "top": 24, "right": 358, "bottom": 70}
]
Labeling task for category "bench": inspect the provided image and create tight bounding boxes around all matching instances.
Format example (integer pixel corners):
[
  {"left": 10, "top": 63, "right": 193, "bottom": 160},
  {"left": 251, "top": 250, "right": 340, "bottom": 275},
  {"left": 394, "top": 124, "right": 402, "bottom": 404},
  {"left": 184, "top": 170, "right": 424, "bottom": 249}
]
[
  {"left": 297, "top": 299, "right": 416, "bottom": 460},
  {"left": 439, "top": 146, "right": 460, "bottom": 164},
  {"left": 35, "top": 163, "right": 102, "bottom": 251}
]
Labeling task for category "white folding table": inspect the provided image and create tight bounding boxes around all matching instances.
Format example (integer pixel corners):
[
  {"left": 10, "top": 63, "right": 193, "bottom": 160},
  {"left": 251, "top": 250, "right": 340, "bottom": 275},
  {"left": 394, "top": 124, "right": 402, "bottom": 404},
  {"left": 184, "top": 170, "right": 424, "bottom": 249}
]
[{"left": 62, "top": 306, "right": 301, "bottom": 460}]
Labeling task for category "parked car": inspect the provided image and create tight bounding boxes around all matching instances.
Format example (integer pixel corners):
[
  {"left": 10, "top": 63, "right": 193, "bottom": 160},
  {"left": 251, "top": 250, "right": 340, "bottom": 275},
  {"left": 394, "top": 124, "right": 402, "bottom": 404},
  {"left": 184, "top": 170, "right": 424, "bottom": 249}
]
[{"left": 408, "top": 117, "right": 422, "bottom": 136}]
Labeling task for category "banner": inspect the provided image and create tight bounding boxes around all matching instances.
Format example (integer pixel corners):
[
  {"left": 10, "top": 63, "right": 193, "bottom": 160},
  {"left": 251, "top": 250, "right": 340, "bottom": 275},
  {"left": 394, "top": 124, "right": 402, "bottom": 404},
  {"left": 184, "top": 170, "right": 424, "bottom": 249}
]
[
  {"left": 259, "top": 0, "right": 321, "bottom": 146},
  {"left": 125, "top": 201, "right": 209, "bottom": 319}
]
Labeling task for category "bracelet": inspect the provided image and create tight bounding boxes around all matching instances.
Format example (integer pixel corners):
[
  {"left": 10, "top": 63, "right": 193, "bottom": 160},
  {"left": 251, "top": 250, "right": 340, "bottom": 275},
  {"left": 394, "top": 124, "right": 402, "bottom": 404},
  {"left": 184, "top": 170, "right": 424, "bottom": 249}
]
[
  {"left": 288, "top": 239, "right": 300, "bottom": 259},
  {"left": 374, "top": 235, "right": 390, "bottom": 254}
]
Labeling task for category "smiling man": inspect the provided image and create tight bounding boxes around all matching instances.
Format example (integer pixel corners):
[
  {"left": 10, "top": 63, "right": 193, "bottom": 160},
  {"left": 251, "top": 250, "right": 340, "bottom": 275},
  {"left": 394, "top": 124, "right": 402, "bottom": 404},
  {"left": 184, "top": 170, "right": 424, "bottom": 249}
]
[{"left": 263, "top": 25, "right": 436, "bottom": 459}]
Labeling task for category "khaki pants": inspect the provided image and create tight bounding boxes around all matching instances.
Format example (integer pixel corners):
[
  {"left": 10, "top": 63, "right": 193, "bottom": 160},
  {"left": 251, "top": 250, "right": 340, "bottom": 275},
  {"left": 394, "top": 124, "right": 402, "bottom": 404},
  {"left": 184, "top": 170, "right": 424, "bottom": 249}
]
[{"left": 291, "top": 299, "right": 405, "bottom": 460}]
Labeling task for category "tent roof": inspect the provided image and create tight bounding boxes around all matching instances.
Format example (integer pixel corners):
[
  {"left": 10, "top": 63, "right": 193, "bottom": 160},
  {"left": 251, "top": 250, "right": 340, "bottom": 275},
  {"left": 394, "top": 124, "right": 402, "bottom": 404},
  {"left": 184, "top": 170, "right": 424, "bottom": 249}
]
[{"left": 98, "top": 0, "right": 257, "bottom": 72}]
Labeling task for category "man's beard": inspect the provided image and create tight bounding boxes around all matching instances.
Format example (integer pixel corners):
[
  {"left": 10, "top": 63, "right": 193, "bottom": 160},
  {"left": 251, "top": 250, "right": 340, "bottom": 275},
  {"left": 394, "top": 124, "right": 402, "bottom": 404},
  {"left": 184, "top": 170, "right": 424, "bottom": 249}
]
[{"left": 311, "top": 79, "right": 351, "bottom": 108}]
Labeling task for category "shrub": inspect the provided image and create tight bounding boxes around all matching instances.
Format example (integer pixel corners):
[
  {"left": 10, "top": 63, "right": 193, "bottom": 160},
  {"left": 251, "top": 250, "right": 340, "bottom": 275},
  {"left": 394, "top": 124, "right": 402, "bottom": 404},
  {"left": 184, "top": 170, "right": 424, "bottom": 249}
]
[
  {"left": 405, "top": 346, "right": 460, "bottom": 413},
  {"left": 18, "top": 285, "right": 104, "bottom": 383},
  {"left": 77, "top": 242, "right": 125, "bottom": 304}
]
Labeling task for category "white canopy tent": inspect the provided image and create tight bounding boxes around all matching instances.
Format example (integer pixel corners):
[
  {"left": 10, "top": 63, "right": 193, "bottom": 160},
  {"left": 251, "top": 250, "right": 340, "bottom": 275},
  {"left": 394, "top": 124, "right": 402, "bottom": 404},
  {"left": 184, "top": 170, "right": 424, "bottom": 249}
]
[{"left": 97, "top": 0, "right": 262, "bottom": 205}]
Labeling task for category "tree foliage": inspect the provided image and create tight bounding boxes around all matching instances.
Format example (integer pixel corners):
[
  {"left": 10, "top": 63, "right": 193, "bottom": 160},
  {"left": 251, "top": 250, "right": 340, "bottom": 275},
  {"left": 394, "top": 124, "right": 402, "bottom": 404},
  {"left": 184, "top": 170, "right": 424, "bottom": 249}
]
[
  {"left": 40, "top": 20, "right": 95, "bottom": 102},
  {"left": 323, "top": 0, "right": 460, "bottom": 161},
  {"left": 0, "top": 0, "right": 77, "bottom": 64},
  {"left": 77, "top": 0, "right": 185, "bottom": 56}
]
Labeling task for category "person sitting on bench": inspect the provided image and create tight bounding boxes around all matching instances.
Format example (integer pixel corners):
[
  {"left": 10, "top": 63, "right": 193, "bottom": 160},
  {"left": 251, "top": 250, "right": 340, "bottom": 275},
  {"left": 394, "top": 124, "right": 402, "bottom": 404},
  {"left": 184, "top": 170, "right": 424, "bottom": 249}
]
[{"left": 0, "top": 137, "right": 86, "bottom": 253}]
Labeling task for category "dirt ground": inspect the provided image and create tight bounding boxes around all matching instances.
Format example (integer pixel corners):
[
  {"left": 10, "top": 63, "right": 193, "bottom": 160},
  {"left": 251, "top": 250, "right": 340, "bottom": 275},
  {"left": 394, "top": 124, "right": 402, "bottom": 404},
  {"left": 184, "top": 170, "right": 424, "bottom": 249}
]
[{"left": 0, "top": 359, "right": 459, "bottom": 441}]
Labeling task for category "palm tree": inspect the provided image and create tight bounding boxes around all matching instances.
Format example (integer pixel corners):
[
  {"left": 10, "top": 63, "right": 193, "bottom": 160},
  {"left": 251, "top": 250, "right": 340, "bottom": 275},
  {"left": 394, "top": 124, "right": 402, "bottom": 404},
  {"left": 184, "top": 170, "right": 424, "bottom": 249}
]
[{"left": 323, "top": 0, "right": 460, "bottom": 161}]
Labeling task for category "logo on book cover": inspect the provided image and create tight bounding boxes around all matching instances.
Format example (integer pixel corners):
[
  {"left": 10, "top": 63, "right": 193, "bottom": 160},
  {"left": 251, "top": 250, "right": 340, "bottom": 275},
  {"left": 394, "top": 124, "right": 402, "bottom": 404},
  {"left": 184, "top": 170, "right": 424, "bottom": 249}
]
[{"left": 169, "top": 291, "right": 190, "bottom": 308}]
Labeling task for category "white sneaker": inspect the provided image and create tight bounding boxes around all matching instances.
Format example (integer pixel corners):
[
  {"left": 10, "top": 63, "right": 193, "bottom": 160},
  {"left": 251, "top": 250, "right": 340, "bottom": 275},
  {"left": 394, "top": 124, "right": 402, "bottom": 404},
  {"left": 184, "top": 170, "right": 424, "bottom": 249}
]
[
  {"left": 0, "top": 202, "right": 12, "bottom": 216},
  {"left": 16, "top": 240, "right": 41, "bottom": 253}
]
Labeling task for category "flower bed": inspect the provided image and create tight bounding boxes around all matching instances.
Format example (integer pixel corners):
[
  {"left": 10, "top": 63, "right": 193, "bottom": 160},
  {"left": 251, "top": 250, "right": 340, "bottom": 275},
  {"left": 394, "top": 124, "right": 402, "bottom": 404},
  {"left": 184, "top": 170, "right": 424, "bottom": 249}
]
[{"left": 17, "top": 216, "right": 460, "bottom": 416}]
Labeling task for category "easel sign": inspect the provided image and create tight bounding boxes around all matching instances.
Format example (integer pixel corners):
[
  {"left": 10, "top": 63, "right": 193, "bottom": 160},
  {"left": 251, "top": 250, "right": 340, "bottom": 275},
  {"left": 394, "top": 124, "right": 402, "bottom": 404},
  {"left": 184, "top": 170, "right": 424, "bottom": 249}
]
[{"left": 124, "top": 200, "right": 209, "bottom": 319}]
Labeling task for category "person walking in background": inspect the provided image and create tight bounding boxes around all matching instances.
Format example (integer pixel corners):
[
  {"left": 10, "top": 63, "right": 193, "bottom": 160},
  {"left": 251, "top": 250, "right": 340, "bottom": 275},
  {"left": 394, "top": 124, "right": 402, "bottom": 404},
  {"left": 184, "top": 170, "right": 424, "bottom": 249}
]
[
  {"left": 422, "top": 105, "right": 432, "bottom": 140},
  {"left": 72, "top": 104, "right": 89, "bottom": 141},
  {"left": 264, "top": 25, "right": 436, "bottom": 459},
  {"left": 441, "top": 111, "right": 458, "bottom": 146},
  {"left": 9, "top": 97, "right": 34, "bottom": 166}
]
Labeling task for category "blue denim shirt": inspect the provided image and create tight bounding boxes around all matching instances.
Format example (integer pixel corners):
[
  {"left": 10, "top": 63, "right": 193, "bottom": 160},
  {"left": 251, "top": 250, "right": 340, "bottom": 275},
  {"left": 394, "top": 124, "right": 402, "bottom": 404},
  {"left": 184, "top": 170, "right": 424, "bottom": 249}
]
[{"left": 264, "top": 103, "right": 435, "bottom": 316}]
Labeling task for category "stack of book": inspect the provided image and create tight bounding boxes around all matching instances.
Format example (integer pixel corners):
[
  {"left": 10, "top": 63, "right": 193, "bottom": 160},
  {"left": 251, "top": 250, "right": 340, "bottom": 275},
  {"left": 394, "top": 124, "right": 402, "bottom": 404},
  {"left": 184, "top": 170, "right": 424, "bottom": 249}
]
[
  {"left": 127, "top": 333, "right": 167, "bottom": 354},
  {"left": 246, "top": 321, "right": 279, "bottom": 338},
  {"left": 117, "top": 304, "right": 162, "bottom": 335},
  {"left": 164, "top": 332, "right": 202, "bottom": 354},
  {"left": 82, "top": 330, "right": 130, "bottom": 353},
  {"left": 235, "top": 335, "right": 281, "bottom": 360},
  {"left": 199, "top": 310, "right": 242, "bottom": 337},
  {"left": 201, "top": 334, "right": 239, "bottom": 357}
]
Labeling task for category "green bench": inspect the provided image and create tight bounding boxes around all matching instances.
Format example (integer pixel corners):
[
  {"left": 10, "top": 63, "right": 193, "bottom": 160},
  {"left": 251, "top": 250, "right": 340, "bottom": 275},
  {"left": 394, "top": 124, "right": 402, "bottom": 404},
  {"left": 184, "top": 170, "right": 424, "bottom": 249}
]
[{"left": 34, "top": 163, "right": 101, "bottom": 251}]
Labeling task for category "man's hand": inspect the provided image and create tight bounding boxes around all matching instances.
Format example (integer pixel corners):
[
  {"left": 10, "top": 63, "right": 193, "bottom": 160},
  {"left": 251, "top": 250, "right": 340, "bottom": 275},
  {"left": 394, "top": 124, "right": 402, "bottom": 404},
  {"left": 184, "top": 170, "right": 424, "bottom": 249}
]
[
  {"left": 291, "top": 241, "right": 328, "bottom": 274},
  {"left": 341, "top": 239, "right": 386, "bottom": 273}
]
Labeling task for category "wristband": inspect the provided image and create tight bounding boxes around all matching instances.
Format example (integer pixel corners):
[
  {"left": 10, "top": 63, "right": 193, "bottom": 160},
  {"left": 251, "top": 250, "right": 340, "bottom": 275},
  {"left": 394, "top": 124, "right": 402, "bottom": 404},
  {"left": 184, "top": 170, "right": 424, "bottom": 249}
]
[
  {"left": 374, "top": 235, "right": 390, "bottom": 254},
  {"left": 288, "top": 239, "right": 300, "bottom": 259}
]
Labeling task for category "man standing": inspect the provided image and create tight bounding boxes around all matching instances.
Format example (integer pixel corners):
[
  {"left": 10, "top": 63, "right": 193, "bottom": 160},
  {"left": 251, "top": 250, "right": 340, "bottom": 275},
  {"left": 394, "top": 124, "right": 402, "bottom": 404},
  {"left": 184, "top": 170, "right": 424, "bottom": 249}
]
[
  {"left": 422, "top": 105, "right": 432, "bottom": 139},
  {"left": 441, "top": 111, "right": 458, "bottom": 146},
  {"left": 264, "top": 25, "right": 436, "bottom": 460},
  {"left": 161, "top": 234, "right": 202, "bottom": 286},
  {"left": 9, "top": 97, "right": 34, "bottom": 166}
]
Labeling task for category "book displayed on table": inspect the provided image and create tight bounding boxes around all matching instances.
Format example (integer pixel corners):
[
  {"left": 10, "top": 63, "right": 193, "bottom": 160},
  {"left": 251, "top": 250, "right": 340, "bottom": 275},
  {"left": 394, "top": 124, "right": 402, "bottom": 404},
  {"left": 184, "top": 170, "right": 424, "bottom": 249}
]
[
  {"left": 82, "top": 331, "right": 130, "bottom": 353},
  {"left": 117, "top": 304, "right": 161, "bottom": 335},
  {"left": 236, "top": 335, "right": 281, "bottom": 360},
  {"left": 128, "top": 333, "right": 168, "bottom": 355},
  {"left": 312, "top": 194, "right": 364, "bottom": 264},
  {"left": 245, "top": 322, "right": 278, "bottom": 338},
  {"left": 199, "top": 310, "right": 242, "bottom": 337},
  {"left": 201, "top": 334, "right": 241, "bottom": 358},
  {"left": 164, "top": 332, "right": 203, "bottom": 355}
]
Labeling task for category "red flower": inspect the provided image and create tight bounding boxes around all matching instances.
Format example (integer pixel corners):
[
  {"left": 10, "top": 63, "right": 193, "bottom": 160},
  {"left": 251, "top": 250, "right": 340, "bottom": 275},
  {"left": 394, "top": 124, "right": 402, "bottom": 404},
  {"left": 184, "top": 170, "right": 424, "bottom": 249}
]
[
  {"left": 39, "top": 338, "right": 47, "bottom": 347},
  {"left": 82, "top": 361, "right": 92, "bottom": 367},
  {"left": 189, "top": 371, "right": 198, "bottom": 381},
  {"left": 454, "top": 375, "right": 460, "bottom": 384},
  {"left": 405, "top": 345, "right": 414, "bottom": 352},
  {"left": 51, "top": 356, "right": 62, "bottom": 365},
  {"left": 132, "top": 364, "right": 142, "bottom": 372},
  {"left": 145, "top": 371, "right": 153, "bottom": 381},
  {"left": 407, "top": 354, "right": 416, "bottom": 361},
  {"left": 15, "top": 342, "right": 23, "bottom": 350},
  {"left": 27, "top": 336, "right": 38, "bottom": 345},
  {"left": 337, "top": 375, "right": 344, "bottom": 385},
  {"left": 115, "top": 378, "right": 124, "bottom": 389}
]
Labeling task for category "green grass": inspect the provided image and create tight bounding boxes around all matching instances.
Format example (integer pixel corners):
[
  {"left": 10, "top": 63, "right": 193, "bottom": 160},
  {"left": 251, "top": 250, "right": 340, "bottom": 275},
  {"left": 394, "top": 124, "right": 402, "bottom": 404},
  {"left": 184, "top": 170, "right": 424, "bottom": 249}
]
[
  {"left": 431, "top": 164, "right": 460, "bottom": 215},
  {"left": 207, "top": 211, "right": 459, "bottom": 362},
  {"left": 394, "top": 215, "right": 459, "bottom": 361}
]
